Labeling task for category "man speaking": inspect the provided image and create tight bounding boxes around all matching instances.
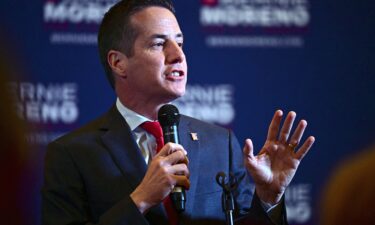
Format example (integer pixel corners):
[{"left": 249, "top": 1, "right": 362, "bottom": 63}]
[{"left": 42, "top": 1, "right": 315, "bottom": 224}]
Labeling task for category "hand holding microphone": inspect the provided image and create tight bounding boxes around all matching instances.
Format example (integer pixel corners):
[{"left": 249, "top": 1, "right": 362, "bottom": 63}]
[
  {"left": 130, "top": 142, "right": 189, "bottom": 214},
  {"left": 130, "top": 104, "right": 189, "bottom": 214},
  {"left": 158, "top": 104, "right": 188, "bottom": 212}
]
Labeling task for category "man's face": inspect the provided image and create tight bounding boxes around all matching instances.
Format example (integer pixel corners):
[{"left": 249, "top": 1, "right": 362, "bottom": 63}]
[{"left": 122, "top": 6, "right": 187, "bottom": 105}]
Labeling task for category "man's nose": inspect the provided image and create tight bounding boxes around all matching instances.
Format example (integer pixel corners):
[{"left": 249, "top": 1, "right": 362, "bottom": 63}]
[{"left": 165, "top": 41, "right": 185, "bottom": 64}]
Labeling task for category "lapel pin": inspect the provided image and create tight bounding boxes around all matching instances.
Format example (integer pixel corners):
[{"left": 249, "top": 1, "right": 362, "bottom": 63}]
[{"left": 190, "top": 132, "right": 198, "bottom": 141}]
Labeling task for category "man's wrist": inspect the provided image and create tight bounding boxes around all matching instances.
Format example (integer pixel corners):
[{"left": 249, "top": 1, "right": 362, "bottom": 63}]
[
  {"left": 255, "top": 186, "right": 284, "bottom": 205},
  {"left": 130, "top": 191, "right": 151, "bottom": 214}
]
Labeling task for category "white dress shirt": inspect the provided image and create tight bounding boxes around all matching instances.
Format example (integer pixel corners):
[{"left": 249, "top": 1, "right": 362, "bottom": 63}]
[{"left": 116, "top": 98, "right": 158, "bottom": 164}]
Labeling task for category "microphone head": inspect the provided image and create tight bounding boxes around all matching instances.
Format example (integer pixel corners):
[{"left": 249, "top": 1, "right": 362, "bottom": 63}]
[{"left": 158, "top": 104, "right": 180, "bottom": 126}]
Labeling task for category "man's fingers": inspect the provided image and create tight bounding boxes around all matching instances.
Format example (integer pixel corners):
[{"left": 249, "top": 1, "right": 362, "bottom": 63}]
[
  {"left": 289, "top": 120, "right": 307, "bottom": 146},
  {"left": 295, "top": 136, "right": 315, "bottom": 160},
  {"left": 267, "top": 110, "right": 283, "bottom": 141},
  {"left": 164, "top": 149, "right": 188, "bottom": 165},
  {"left": 157, "top": 143, "right": 186, "bottom": 157},
  {"left": 279, "top": 111, "right": 296, "bottom": 143},
  {"left": 172, "top": 174, "right": 191, "bottom": 190},
  {"left": 243, "top": 139, "right": 254, "bottom": 159},
  {"left": 168, "top": 163, "right": 190, "bottom": 178}
]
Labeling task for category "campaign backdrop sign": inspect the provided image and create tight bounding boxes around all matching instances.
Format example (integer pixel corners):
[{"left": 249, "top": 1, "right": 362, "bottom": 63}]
[{"left": 1, "top": 0, "right": 374, "bottom": 224}]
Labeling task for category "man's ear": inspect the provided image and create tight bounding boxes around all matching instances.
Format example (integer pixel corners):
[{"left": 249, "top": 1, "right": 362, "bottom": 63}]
[{"left": 107, "top": 50, "right": 128, "bottom": 78}]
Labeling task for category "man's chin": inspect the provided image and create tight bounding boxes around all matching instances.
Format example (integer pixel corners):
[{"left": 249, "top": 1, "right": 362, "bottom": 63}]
[{"left": 161, "top": 90, "right": 185, "bottom": 104}]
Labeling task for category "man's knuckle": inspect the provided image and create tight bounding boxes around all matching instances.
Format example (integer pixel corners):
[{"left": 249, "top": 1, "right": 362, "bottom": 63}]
[{"left": 161, "top": 166, "right": 168, "bottom": 174}]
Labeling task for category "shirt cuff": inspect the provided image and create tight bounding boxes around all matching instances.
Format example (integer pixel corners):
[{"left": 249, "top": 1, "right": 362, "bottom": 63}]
[{"left": 260, "top": 199, "right": 283, "bottom": 224}]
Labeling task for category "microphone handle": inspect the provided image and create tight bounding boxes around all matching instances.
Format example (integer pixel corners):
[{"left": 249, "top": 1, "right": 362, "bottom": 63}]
[
  {"left": 162, "top": 125, "right": 186, "bottom": 213},
  {"left": 163, "top": 125, "right": 180, "bottom": 144}
]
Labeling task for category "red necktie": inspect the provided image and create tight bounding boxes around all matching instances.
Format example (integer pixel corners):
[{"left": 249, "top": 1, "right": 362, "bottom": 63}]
[
  {"left": 140, "top": 121, "right": 178, "bottom": 225},
  {"left": 140, "top": 121, "right": 164, "bottom": 153}
]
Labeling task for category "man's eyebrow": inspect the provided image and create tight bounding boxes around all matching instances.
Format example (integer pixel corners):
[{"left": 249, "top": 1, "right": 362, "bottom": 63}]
[{"left": 150, "top": 33, "right": 184, "bottom": 39}]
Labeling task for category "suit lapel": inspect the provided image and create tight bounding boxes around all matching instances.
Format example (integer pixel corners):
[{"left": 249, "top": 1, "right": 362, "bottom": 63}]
[
  {"left": 179, "top": 116, "right": 200, "bottom": 216},
  {"left": 100, "top": 106, "right": 147, "bottom": 190},
  {"left": 99, "top": 106, "right": 169, "bottom": 224}
]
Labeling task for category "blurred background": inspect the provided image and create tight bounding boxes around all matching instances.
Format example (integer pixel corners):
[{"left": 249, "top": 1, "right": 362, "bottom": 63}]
[{"left": 0, "top": 0, "right": 374, "bottom": 224}]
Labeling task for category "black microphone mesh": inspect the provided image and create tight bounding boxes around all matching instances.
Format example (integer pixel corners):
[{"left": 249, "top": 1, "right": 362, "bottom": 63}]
[{"left": 158, "top": 104, "right": 180, "bottom": 126}]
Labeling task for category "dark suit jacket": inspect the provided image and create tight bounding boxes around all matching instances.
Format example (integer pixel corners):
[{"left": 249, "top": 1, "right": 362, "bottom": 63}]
[{"left": 42, "top": 106, "right": 286, "bottom": 225}]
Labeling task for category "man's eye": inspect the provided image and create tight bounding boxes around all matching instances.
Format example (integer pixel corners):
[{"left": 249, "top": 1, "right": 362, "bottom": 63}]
[{"left": 153, "top": 42, "right": 164, "bottom": 47}]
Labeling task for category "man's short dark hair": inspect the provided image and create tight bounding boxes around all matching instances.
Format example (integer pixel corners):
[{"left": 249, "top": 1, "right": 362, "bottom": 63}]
[{"left": 98, "top": 0, "right": 176, "bottom": 89}]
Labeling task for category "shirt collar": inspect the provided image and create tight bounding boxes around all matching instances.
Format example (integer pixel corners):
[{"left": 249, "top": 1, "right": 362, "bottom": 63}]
[{"left": 116, "top": 98, "right": 151, "bottom": 131}]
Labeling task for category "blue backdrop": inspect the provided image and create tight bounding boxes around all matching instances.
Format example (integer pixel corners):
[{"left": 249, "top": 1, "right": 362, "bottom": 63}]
[{"left": 1, "top": 0, "right": 374, "bottom": 224}]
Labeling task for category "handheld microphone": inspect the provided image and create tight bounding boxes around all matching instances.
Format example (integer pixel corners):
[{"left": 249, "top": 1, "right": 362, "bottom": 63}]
[{"left": 158, "top": 104, "right": 186, "bottom": 213}]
